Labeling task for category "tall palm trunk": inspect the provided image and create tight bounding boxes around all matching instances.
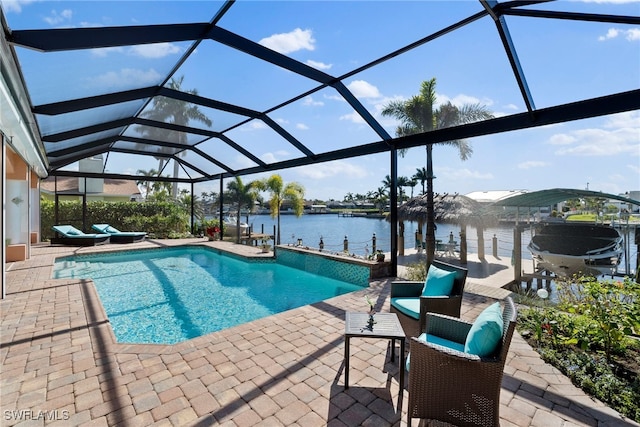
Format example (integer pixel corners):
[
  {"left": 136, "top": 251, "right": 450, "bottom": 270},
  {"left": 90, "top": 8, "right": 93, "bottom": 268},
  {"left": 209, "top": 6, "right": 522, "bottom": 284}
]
[
  {"left": 276, "top": 210, "right": 281, "bottom": 245},
  {"left": 172, "top": 159, "right": 179, "bottom": 199},
  {"left": 236, "top": 204, "right": 242, "bottom": 243},
  {"left": 425, "top": 144, "right": 436, "bottom": 267}
]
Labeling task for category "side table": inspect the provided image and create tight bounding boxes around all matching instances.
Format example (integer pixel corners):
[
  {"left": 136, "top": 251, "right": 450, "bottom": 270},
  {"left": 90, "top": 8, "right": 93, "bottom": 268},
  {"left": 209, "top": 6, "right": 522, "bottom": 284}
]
[{"left": 344, "top": 312, "right": 406, "bottom": 391}]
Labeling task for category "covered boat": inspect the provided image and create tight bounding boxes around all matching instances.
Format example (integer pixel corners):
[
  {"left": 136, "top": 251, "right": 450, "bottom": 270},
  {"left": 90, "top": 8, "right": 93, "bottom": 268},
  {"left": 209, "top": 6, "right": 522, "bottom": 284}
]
[
  {"left": 528, "top": 222, "right": 623, "bottom": 277},
  {"left": 223, "top": 215, "right": 249, "bottom": 236}
]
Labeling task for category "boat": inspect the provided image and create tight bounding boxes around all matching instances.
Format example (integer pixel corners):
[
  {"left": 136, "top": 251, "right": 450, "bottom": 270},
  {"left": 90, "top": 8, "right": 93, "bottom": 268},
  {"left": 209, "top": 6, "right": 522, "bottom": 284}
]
[
  {"left": 223, "top": 215, "right": 249, "bottom": 236},
  {"left": 527, "top": 222, "right": 623, "bottom": 277}
]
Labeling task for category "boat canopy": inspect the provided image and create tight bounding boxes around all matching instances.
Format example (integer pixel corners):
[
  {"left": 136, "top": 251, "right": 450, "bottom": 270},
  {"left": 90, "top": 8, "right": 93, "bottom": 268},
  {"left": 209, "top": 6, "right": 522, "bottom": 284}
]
[{"left": 490, "top": 189, "right": 640, "bottom": 209}]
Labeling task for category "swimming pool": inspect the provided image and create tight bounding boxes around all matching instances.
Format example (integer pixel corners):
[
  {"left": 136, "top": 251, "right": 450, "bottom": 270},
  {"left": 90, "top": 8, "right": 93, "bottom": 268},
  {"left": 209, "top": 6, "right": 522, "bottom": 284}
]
[{"left": 52, "top": 246, "right": 365, "bottom": 344}]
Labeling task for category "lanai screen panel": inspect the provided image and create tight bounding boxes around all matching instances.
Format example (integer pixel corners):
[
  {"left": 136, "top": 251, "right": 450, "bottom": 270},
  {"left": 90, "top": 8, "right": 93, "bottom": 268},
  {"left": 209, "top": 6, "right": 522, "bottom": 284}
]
[
  {"left": 267, "top": 86, "right": 384, "bottom": 154},
  {"left": 2, "top": 0, "right": 638, "bottom": 182}
]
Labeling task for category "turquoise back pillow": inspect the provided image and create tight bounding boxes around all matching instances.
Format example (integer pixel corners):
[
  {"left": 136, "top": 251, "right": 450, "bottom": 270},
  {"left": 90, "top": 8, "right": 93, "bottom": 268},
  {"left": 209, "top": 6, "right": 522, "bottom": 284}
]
[
  {"left": 421, "top": 264, "right": 457, "bottom": 296},
  {"left": 464, "top": 302, "right": 504, "bottom": 356}
]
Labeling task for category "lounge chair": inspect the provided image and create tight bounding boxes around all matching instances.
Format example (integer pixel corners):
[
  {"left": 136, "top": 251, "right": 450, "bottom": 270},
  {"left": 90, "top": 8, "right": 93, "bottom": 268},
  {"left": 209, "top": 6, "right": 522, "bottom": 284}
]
[
  {"left": 51, "top": 225, "right": 111, "bottom": 246},
  {"left": 91, "top": 224, "right": 147, "bottom": 243}
]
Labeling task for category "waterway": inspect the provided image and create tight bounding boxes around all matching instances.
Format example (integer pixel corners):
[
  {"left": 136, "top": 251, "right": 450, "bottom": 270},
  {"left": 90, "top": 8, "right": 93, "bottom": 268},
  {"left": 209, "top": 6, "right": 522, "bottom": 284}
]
[{"left": 243, "top": 213, "right": 638, "bottom": 277}]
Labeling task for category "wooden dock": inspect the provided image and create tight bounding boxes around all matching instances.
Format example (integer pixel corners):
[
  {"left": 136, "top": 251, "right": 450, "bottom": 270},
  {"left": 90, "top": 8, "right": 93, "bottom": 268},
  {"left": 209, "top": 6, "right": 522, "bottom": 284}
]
[{"left": 239, "top": 233, "right": 274, "bottom": 246}]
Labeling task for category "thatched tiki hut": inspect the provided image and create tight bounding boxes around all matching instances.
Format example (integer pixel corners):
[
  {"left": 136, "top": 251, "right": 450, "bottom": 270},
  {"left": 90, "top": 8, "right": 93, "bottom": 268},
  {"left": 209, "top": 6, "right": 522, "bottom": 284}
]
[{"left": 395, "top": 193, "right": 497, "bottom": 264}]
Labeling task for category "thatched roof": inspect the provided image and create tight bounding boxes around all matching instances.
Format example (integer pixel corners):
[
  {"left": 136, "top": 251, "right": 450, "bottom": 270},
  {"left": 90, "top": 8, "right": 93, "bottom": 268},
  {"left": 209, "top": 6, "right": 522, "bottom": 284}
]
[{"left": 394, "top": 193, "right": 498, "bottom": 227}]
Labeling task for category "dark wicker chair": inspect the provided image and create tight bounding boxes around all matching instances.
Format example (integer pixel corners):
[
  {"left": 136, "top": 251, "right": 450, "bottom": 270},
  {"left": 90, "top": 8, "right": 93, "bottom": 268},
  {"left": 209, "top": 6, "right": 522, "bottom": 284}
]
[
  {"left": 407, "top": 297, "right": 518, "bottom": 427},
  {"left": 390, "top": 260, "right": 468, "bottom": 337}
]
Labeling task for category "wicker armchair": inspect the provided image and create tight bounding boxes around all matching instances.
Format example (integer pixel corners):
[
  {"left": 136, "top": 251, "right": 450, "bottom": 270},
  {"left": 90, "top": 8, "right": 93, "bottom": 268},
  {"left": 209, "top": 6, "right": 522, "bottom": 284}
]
[
  {"left": 407, "top": 297, "right": 518, "bottom": 427},
  {"left": 390, "top": 260, "right": 468, "bottom": 337}
]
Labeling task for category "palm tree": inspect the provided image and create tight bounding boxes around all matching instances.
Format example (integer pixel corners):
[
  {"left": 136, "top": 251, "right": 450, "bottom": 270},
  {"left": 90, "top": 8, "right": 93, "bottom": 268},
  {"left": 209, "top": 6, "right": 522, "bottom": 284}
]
[
  {"left": 382, "top": 175, "right": 393, "bottom": 194},
  {"left": 412, "top": 167, "right": 428, "bottom": 195},
  {"left": 382, "top": 77, "right": 493, "bottom": 266},
  {"left": 226, "top": 176, "right": 259, "bottom": 243},
  {"left": 137, "top": 76, "right": 212, "bottom": 199},
  {"left": 397, "top": 176, "right": 411, "bottom": 202},
  {"left": 254, "top": 174, "right": 305, "bottom": 245},
  {"left": 373, "top": 186, "right": 388, "bottom": 213},
  {"left": 408, "top": 178, "right": 418, "bottom": 198},
  {"left": 136, "top": 168, "right": 159, "bottom": 200}
]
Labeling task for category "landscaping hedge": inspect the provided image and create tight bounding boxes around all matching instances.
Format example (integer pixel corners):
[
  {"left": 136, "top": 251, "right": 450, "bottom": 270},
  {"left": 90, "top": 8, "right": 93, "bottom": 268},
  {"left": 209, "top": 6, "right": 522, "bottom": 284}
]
[{"left": 41, "top": 199, "right": 190, "bottom": 240}]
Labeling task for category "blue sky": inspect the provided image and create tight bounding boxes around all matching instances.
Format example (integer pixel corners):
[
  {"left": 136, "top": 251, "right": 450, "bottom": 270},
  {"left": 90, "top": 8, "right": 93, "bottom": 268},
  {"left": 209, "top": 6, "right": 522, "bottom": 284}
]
[{"left": 2, "top": 0, "right": 639, "bottom": 202}]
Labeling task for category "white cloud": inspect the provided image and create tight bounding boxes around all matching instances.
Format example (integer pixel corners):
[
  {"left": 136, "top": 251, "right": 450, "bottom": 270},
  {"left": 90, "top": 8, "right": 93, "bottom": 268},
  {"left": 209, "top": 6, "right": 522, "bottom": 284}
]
[
  {"left": 306, "top": 59, "right": 332, "bottom": 70},
  {"left": 259, "top": 28, "right": 315, "bottom": 54},
  {"left": 324, "top": 93, "right": 346, "bottom": 102},
  {"left": 302, "top": 96, "right": 324, "bottom": 107},
  {"left": 296, "top": 160, "right": 369, "bottom": 180},
  {"left": 0, "top": 0, "right": 36, "bottom": 13},
  {"left": 261, "top": 150, "right": 290, "bottom": 163},
  {"left": 603, "top": 110, "right": 640, "bottom": 128},
  {"left": 296, "top": 123, "right": 309, "bottom": 130},
  {"left": 43, "top": 9, "right": 73, "bottom": 25},
  {"left": 598, "top": 27, "right": 640, "bottom": 41},
  {"left": 234, "top": 155, "right": 256, "bottom": 169},
  {"left": 549, "top": 111, "right": 640, "bottom": 157},
  {"left": 628, "top": 163, "right": 640, "bottom": 174},
  {"left": 85, "top": 68, "right": 162, "bottom": 89},
  {"left": 438, "top": 167, "right": 493, "bottom": 181},
  {"left": 347, "top": 80, "right": 381, "bottom": 99},
  {"left": 340, "top": 111, "right": 366, "bottom": 124},
  {"left": 90, "top": 46, "right": 125, "bottom": 58},
  {"left": 548, "top": 133, "right": 577, "bottom": 145},
  {"left": 518, "top": 160, "right": 550, "bottom": 170},
  {"left": 627, "top": 28, "right": 640, "bottom": 41},
  {"left": 129, "top": 43, "right": 183, "bottom": 58},
  {"left": 240, "top": 120, "right": 268, "bottom": 131},
  {"left": 90, "top": 43, "right": 183, "bottom": 58},
  {"left": 437, "top": 93, "right": 494, "bottom": 108},
  {"left": 552, "top": 128, "right": 639, "bottom": 156}
]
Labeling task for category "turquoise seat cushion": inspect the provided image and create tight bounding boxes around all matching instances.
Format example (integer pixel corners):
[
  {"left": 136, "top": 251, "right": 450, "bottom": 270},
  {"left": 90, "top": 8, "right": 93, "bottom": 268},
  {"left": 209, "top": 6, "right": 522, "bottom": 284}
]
[
  {"left": 390, "top": 297, "right": 420, "bottom": 320},
  {"left": 422, "top": 264, "right": 457, "bottom": 296},
  {"left": 464, "top": 302, "right": 504, "bottom": 357},
  {"left": 406, "top": 332, "right": 465, "bottom": 371}
]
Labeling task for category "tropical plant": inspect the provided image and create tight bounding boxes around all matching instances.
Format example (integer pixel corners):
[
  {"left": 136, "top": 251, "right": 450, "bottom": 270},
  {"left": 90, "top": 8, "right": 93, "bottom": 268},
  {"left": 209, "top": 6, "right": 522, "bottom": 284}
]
[
  {"left": 177, "top": 190, "right": 205, "bottom": 230},
  {"left": 397, "top": 175, "right": 410, "bottom": 202},
  {"left": 412, "top": 167, "right": 428, "bottom": 195},
  {"left": 226, "top": 176, "right": 259, "bottom": 243},
  {"left": 381, "top": 77, "right": 493, "bottom": 267},
  {"left": 136, "top": 168, "right": 159, "bottom": 200},
  {"left": 136, "top": 76, "right": 212, "bottom": 199},
  {"left": 373, "top": 186, "right": 388, "bottom": 213},
  {"left": 408, "top": 178, "right": 417, "bottom": 198},
  {"left": 253, "top": 174, "right": 305, "bottom": 245},
  {"left": 516, "top": 275, "right": 640, "bottom": 421},
  {"left": 555, "top": 276, "right": 640, "bottom": 361}
]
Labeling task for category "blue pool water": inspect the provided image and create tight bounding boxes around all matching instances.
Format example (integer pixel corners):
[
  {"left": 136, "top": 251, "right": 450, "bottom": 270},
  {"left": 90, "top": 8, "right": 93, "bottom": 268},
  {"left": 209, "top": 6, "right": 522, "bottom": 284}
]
[{"left": 52, "top": 246, "right": 364, "bottom": 344}]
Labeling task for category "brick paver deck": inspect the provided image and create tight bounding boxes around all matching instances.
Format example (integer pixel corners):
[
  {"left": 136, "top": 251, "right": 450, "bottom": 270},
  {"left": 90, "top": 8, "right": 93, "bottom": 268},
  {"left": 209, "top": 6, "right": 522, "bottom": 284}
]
[{"left": 2, "top": 239, "right": 637, "bottom": 426}]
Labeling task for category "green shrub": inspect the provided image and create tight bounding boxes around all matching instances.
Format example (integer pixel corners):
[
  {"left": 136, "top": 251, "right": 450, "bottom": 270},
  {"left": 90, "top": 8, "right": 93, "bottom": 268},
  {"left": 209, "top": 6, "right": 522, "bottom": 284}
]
[
  {"left": 405, "top": 261, "right": 427, "bottom": 281},
  {"left": 41, "top": 199, "right": 192, "bottom": 240},
  {"left": 538, "top": 347, "right": 640, "bottom": 421},
  {"left": 556, "top": 276, "right": 640, "bottom": 360},
  {"left": 517, "top": 275, "right": 640, "bottom": 423}
]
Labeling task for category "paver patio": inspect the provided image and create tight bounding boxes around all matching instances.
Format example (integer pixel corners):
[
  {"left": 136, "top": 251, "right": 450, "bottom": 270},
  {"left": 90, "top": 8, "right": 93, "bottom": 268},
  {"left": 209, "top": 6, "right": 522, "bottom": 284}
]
[{"left": 1, "top": 239, "right": 637, "bottom": 426}]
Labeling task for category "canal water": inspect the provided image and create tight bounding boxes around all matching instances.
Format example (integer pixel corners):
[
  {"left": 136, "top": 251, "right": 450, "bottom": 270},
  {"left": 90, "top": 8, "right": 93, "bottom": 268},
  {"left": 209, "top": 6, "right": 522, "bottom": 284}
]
[{"left": 244, "top": 213, "right": 638, "bottom": 277}]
